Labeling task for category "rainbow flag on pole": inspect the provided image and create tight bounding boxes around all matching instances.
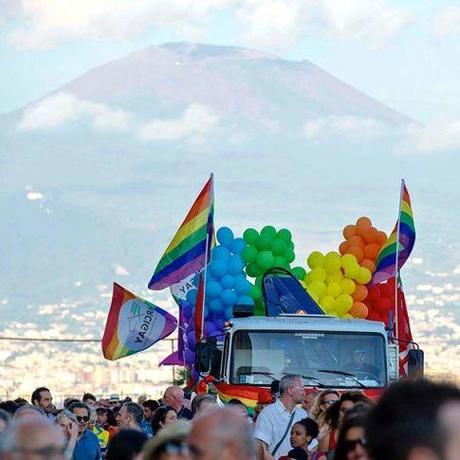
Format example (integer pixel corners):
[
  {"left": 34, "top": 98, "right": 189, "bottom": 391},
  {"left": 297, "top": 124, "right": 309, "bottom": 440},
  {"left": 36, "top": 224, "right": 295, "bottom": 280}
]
[
  {"left": 102, "top": 283, "right": 177, "bottom": 361},
  {"left": 148, "top": 176, "right": 215, "bottom": 290},
  {"left": 372, "top": 180, "right": 416, "bottom": 284}
]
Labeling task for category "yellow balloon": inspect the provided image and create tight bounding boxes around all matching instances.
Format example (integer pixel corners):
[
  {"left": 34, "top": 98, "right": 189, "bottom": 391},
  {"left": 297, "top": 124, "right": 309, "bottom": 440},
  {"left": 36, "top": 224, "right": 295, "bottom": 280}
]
[
  {"left": 307, "top": 251, "right": 325, "bottom": 269},
  {"left": 356, "top": 267, "right": 372, "bottom": 284},
  {"left": 343, "top": 263, "right": 359, "bottom": 280},
  {"left": 309, "top": 267, "right": 327, "bottom": 283},
  {"left": 335, "top": 294, "right": 353, "bottom": 314},
  {"left": 319, "top": 295, "right": 336, "bottom": 312},
  {"left": 309, "top": 281, "right": 326, "bottom": 299},
  {"left": 324, "top": 251, "right": 341, "bottom": 273},
  {"left": 326, "top": 271, "right": 343, "bottom": 284},
  {"left": 341, "top": 313, "right": 353, "bottom": 319},
  {"left": 340, "top": 279, "right": 356, "bottom": 295},
  {"left": 341, "top": 253, "right": 358, "bottom": 268},
  {"left": 326, "top": 282, "right": 342, "bottom": 298}
]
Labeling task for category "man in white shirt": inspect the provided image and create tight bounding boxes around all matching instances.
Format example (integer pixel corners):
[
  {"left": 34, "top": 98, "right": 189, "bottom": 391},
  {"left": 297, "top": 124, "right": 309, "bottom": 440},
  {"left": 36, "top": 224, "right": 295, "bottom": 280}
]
[{"left": 254, "top": 374, "right": 308, "bottom": 459}]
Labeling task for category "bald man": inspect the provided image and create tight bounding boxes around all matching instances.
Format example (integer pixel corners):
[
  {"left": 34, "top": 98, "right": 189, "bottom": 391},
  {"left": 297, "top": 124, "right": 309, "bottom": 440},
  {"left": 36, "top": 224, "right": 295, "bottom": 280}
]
[
  {"left": 162, "top": 386, "right": 192, "bottom": 420},
  {"left": 188, "top": 407, "right": 255, "bottom": 460},
  {"left": 1, "top": 417, "right": 66, "bottom": 460}
]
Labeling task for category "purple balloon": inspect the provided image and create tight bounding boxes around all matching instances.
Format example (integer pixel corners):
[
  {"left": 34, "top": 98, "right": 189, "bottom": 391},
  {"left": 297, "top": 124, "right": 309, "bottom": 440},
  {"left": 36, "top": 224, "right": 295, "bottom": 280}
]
[
  {"left": 191, "top": 368, "right": 200, "bottom": 382},
  {"left": 182, "top": 303, "right": 193, "bottom": 321},
  {"left": 187, "top": 331, "right": 196, "bottom": 351},
  {"left": 184, "top": 349, "right": 195, "bottom": 366}
]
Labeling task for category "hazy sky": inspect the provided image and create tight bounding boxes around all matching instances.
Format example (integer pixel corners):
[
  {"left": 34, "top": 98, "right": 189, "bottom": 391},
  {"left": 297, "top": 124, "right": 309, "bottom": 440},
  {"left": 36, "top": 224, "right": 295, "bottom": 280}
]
[{"left": 1, "top": 0, "right": 460, "bottom": 124}]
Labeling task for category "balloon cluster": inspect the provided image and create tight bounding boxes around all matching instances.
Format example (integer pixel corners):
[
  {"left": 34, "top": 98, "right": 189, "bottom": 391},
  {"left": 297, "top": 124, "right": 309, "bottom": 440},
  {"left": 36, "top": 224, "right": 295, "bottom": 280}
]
[
  {"left": 241, "top": 226, "right": 306, "bottom": 315},
  {"left": 182, "top": 227, "right": 253, "bottom": 370},
  {"left": 303, "top": 251, "right": 372, "bottom": 318},
  {"left": 365, "top": 277, "right": 396, "bottom": 322}
]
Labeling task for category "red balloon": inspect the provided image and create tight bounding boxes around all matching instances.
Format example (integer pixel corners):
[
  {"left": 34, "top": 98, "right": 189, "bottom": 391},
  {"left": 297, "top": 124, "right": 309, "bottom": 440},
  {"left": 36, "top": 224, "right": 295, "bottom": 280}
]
[
  {"left": 374, "top": 298, "right": 391, "bottom": 314},
  {"left": 367, "top": 286, "right": 381, "bottom": 302}
]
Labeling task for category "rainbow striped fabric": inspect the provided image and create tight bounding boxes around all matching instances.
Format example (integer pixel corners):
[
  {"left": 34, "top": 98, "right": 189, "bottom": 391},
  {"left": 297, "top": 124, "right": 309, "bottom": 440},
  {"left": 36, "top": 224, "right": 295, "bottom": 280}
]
[
  {"left": 148, "top": 176, "right": 214, "bottom": 290},
  {"left": 102, "top": 283, "right": 177, "bottom": 360},
  {"left": 372, "top": 180, "right": 415, "bottom": 284}
]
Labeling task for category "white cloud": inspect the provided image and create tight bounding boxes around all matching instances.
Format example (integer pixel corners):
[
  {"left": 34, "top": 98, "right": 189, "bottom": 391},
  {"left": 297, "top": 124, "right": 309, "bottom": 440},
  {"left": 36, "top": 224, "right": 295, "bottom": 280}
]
[
  {"left": 139, "top": 104, "right": 220, "bottom": 143},
  {"left": 304, "top": 115, "right": 390, "bottom": 142},
  {"left": 432, "top": 5, "right": 460, "bottom": 37},
  {"left": 398, "top": 119, "right": 460, "bottom": 154},
  {"left": 17, "top": 92, "right": 133, "bottom": 132}
]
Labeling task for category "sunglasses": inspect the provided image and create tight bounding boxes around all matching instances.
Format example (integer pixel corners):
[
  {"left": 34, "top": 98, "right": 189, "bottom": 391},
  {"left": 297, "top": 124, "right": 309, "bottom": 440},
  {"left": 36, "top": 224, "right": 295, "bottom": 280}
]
[
  {"left": 323, "top": 400, "right": 337, "bottom": 405},
  {"left": 344, "top": 438, "right": 367, "bottom": 452},
  {"left": 76, "top": 416, "right": 90, "bottom": 422},
  {"left": 158, "top": 441, "right": 189, "bottom": 455}
]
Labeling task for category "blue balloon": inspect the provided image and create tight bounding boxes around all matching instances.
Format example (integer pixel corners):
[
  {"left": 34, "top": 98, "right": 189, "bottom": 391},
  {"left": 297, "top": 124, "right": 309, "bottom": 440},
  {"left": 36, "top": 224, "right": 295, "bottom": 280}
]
[
  {"left": 221, "top": 289, "right": 237, "bottom": 306},
  {"left": 205, "top": 321, "right": 219, "bottom": 337},
  {"left": 186, "top": 289, "right": 198, "bottom": 306},
  {"left": 213, "top": 246, "right": 231, "bottom": 261},
  {"left": 184, "top": 349, "right": 195, "bottom": 367},
  {"left": 217, "top": 227, "right": 234, "bottom": 248},
  {"left": 187, "top": 331, "right": 197, "bottom": 351},
  {"left": 210, "top": 260, "right": 227, "bottom": 278},
  {"left": 227, "top": 256, "right": 245, "bottom": 276},
  {"left": 220, "top": 274, "right": 234, "bottom": 289},
  {"left": 234, "top": 276, "right": 251, "bottom": 295},
  {"left": 209, "top": 298, "right": 225, "bottom": 313},
  {"left": 207, "top": 281, "right": 222, "bottom": 298},
  {"left": 230, "top": 237, "right": 247, "bottom": 255},
  {"left": 237, "top": 295, "right": 255, "bottom": 306},
  {"left": 224, "top": 306, "right": 234, "bottom": 320}
]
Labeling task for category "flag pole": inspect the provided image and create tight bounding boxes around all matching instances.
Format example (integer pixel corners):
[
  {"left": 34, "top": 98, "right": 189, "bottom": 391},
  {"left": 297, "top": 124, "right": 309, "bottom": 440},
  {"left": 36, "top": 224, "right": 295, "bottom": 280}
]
[{"left": 394, "top": 178, "right": 404, "bottom": 342}]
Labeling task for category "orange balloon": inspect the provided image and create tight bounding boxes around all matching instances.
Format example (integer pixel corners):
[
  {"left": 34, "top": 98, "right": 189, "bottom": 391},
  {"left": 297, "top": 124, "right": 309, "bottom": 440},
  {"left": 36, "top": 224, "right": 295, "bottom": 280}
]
[
  {"left": 350, "top": 301, "right": 369, "bottom": 318},
  {"left": 343, "top": 224, "right": 356, "bottom": 240},
  {"left": 352, "top": 284, "right": 368, "bottom": 302},
  {"left": 349, "top": 235, "right": 365, "bottom": 247},
  {"left": 361, "top": 259, "right": 376, "bottom": 273},
  {"left": 356, "top": 216, "right": 372, "bottom": 228},
  {"left": 339, "top": 241, "right": 350, "bottom": 255},
  {"left": 346, "top": 245, "right": 364, "bottom": 262},
  {"left": 364, "top": 243, "right": 380, "bottom": 260},
  {"left": 376, "top": 231, "right": 388, "bottom": 245},
  {"left": 363, "top": 227, "right": 378, "bottom": 244}
]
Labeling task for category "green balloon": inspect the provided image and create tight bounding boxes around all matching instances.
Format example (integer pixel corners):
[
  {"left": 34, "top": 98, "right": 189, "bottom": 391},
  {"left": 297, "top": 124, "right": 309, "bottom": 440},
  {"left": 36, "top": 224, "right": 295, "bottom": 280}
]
[
  {"left": 273, "top": 256, "right": 287, "bottom": 268},
  {"left": 256, "top": 251, "right": 274, "bottom": 271},
  {"left": 285, "top": 249, "right": 296, "bottom": 264},
  {"left": 256, "top": 234, "right": 273, "bottom": 251},
  {"left": 292, "top": 266, "right": 307, "bottom": 280},
  {"left": 288, "top": 240, "right": 295, "bottom": 250},
  {"left": 277, "top": 228, "right": 292, "bottom": 242},
  {"left": 242, "top": 245, "right": 258, "bottom": 263},
  {"left": 272, "top": 239, "right": 288, "bottom": 256},
  {"left": 260, "top": 225, "right": 277, "bottom": 240},
  {"left": 254, "top": 299, "right": 265, "bottom": 316},
  {"left": 243, "top": 228, "right": 259, "bottom": 245},
  {"left": 249, "top": 285, "right": 262, "bottom": 301},
  {"left": 246, "top": 263, "right": 260, "bottom": 278}
]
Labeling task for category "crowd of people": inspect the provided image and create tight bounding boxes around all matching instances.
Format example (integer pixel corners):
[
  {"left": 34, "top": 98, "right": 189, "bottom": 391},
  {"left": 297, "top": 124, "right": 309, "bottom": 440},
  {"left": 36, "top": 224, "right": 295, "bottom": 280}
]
[{"left": 0, "top": 377, "right": 459, "bottom": 460}]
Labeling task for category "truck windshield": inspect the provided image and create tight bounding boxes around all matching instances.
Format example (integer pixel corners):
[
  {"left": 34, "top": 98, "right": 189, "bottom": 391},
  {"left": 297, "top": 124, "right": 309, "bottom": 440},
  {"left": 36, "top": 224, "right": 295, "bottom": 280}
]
[{"left": 230, "top": 330, "right": 386, "bottom": 388}]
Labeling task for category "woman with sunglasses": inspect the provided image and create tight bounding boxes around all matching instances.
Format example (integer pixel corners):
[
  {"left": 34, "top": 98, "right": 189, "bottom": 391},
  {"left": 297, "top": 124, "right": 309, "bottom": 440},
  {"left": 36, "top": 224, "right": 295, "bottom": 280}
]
[
  {"left": 317, "top": 392, "right": 371, "bottom": 460},
  {"left": 334, "top": 410, "right": 370, "bottom": 460},
  {"left": 310, "top": 390, "right": 339, "bottom": 422}
]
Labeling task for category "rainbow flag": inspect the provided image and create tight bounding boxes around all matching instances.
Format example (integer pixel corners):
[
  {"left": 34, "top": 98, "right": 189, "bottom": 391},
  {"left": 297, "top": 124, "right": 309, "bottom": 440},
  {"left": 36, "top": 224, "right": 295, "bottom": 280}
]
[
  {"left": 372, "top": 180, "right": 415, "bottom": 284},
  {"left": 148, "top": 176, "right": 214, "bottom": 290},
  {"left": 102, "top": 283, "right": 177, "bottom": 361}
]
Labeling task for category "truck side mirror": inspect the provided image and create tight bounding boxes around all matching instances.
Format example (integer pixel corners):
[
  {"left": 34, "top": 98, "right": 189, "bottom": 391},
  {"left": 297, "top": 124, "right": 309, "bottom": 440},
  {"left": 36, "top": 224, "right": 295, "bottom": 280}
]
[
  {"left": 407, "top": 349, "right": 424, "bottom": 379},
  {"left": 195, "top": 337, "right": 218, "bottom": 374}
]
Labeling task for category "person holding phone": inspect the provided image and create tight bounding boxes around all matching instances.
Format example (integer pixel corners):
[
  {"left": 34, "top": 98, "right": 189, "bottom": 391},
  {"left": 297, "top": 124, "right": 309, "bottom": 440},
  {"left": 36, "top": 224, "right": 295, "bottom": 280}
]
[{"left": 56, "top": 410, "right": 80, "bottom": 459}]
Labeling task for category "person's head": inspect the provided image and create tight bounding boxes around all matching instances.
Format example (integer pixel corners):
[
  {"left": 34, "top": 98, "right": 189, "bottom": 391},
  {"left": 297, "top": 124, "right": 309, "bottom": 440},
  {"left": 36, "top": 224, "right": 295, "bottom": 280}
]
[
  {"left": 31, "top": 387, "right": 53, "bottom": 413},
  {"left": 290, "top": 417, "right": 319, "bottom": 450},
  {"left": 188, "top": 407, "right": 254, "bottom": 460},
  {"left": 63, "top": 398, "right": 79, "bottom": 409},
  {"left": 191, "top": 394, "right": 217, "bottom": 417},
  {"left": 2, "top": 417, "right": 66, "bottom": 460},
  {"left": 68, "top": 401, "right": 90, "bottom": 435},
  {"left": 0, "top": 401, "right": 20, "bottom": 415},
  {"left": 351, "top": 350, "right": 366, "bottom": 367},
  {"left": 270, "top": 380, "right": 280, "bottom": 401},
  {"left": 116, "top": 402, "right": 144, "bottom": 430},
  {"left": 227, "top": 399, "right": 248, "bottom": 419},
  {"left": 163, "top": 387, "right": 185, "bottom": 413},
  {"left": 0, "top": 408, "right": 12, "bottom": 433},
  {"left": 302, "top": 390, "right": 319, "bottom": 413},
  {"left": 142, "top": 400, "right": 160, "bottom": 422},
  {"left": 287, "top": 447, "right": 309, "bottom": 460},
  {"left": 138, "top": 395, "right": 147, "bottom": 406},
  {"left": 279, "top": 375, "right": 305, "bottom": 405},
  {"left": 323, "top": 392, "right": 371, "bottom": 431},
  {"left": 143, "top": 420, "right": 191, "bottom": 460},
  {"left": 151, "top": 406, "right": 178, "bottom": 434},
  {"left": 82, "top": 393, "right": 96, "bottom": 406},
  {"left": 106, "top": 429, "right": 148, "bottom": 460},
  {"left": 55, "top": 409, "right": 78, "bottom": 441},
  {"left": 334, "top": 410, "right": 370, "bottom": 460},
  {"left": 13, "top": 404, "right": 45, "bottom": 421},
  {"left": 13, "top": 399, "right": 28, "bottom": 407},
  {"left": 367, "top": 380, "right": 460, "bottom": 460},
  {"left": 310, "top": 390, "right": 340, "bottom": 420}
]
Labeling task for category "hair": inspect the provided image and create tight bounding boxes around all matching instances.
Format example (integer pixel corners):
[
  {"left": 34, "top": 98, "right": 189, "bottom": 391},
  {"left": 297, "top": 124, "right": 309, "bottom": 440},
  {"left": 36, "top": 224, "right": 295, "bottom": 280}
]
[
  {"left": 63, "top": 398, "right": 80, "bottom": 409},
  {"left": 82, "top": 393, "right": 96, "bottom": 403},
  {"left": 0, "top": 401, "right": 19, "bottom": 415},
  {"left": 279, "top": 375, "right": 302, "bottom": 396},
  {"left": 68, "top": 401, "right": 90, "bottom": 417},
  {"left": 142, "top": 399, "right": 160, "bottom": 412},
  {"left": 287, "top": 447, "right": 308, "bottom": 460},
  {"left": 13, "top": 404, "right": 45, "bottom": 420},
  {"left": 367, "top": 380, "right": 460, "bottom": 460},
  {"left": 270, "top": 380, "right": 280, "bottom": 395},
  {"left": 293, "top": 417, "right": 319, "bottom": 439},
  {"left": 97, "top": 407, "right": 118, "bottom": 427},
  {"left": 123, "top": 402, "right": 144, "bottom": 426},
  {"left": 0, "top": 408, "right": 12, "bottom": 426},
  {"left": 106, "top": 429, "right": 148, "bottom": 460},
  {"left": 56, "top": 409, "right": 78, "bottom": 424},
  {"left": 310, "top": 390, "right": 340, "bottom": 421},
  {"left": 322, "top": 391, "right": 370, "bottom": 431},
  {"left": 31, "top": 387, "right": 50, "bottom": 406},
  {"left": 14, "top": 398, "right": 28, "bottom": 407},
  {"left": 334, "top": 411, "right": 370, "bottom": 460},
  {"left": 192, "top": 394, "right": 216, "bottom": 415},
  {"left": 2, "top": 418, "right": 56, "bottom": 453},
  {"left": 151, "top": 405, "right": 176, "bottom": 434}
]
